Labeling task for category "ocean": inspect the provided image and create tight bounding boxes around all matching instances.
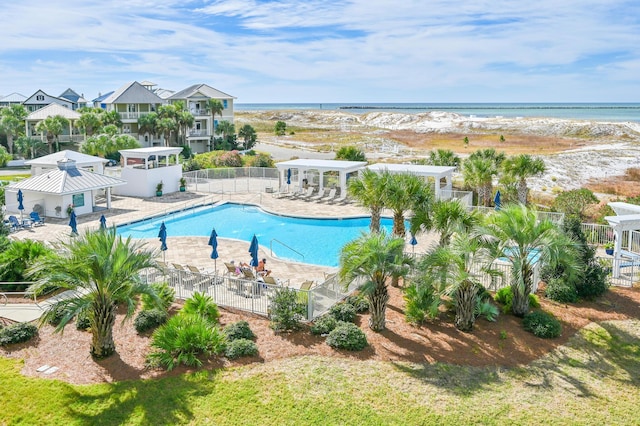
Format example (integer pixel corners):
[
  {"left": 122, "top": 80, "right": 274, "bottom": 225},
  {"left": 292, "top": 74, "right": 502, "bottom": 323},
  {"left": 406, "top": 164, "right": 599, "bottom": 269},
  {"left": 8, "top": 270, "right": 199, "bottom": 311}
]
[{"left": 235, "top": 103, "right": 640, "bottom": 123}]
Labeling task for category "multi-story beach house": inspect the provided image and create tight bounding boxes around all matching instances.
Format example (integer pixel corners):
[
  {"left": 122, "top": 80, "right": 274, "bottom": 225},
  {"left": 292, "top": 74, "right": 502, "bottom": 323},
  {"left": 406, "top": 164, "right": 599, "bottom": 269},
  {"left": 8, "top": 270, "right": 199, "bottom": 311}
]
[
  {"left": 168, "top": 84, "right": 236, "bottom": 153},
  {"left": 99, "top": 81, "right": 165, "bottom": 147},
  {"left": 0, "top": 93, "right": 27, "bottom": 108},
  {"left": 22, "top": 89, "right": 87, "bottom": 112}
]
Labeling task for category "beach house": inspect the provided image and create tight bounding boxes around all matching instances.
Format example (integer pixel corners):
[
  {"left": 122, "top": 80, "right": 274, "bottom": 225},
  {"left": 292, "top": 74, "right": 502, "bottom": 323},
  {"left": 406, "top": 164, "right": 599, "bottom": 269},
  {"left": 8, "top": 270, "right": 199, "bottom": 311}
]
[{"left": 168, "top": 84, "right": 236, "bottom": 154}]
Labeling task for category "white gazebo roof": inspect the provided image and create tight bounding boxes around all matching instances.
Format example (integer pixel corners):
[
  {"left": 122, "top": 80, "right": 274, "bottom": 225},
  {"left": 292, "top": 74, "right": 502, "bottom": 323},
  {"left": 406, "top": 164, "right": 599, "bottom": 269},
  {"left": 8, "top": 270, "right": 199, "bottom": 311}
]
[
  {"left": 608, "top": 202, "right": 640, "bottom": 216},
  {"left": 119, "top": 147, "right": 183, "bottom": 159},
  {"left": 275, "top": 159, "right": 367, "bottom": 173},
  {"left": 605, "top": 214, "right": 640, "bottom": 231},
  {"left": 8, "top": 159, "right": 126, "bottom": 195},
  {"left": 25, "top": 150, "right": 107, "bottom": 167},
  {"left": 366, "top": 163, "right": 457, "bottom": 178}
]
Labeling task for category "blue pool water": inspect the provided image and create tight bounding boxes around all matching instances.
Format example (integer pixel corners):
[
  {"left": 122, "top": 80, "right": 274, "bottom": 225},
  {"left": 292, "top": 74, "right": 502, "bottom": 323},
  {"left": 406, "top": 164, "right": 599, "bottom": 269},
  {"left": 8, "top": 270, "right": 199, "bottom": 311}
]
[{"left": 117, "top": 203, "right": 394, "bottom": 267}]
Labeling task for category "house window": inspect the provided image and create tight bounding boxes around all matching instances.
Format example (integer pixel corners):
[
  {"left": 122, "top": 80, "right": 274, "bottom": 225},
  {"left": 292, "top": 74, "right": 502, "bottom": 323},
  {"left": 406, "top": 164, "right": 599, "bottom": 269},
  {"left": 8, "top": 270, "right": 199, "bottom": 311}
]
[
  {"left": 127, "top": 104, "right": 136, "bottom": 112},
  {"left": 223, "top": 100, "right": 228, "bottom": 108},
  {"left": 36, "top": 95, "right": 44, "bottom": 101}
]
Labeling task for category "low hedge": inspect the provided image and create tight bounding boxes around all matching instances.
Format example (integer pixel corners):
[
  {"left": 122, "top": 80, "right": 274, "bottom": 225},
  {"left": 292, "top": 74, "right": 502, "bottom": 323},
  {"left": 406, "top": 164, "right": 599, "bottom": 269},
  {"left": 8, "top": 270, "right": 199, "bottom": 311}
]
[
  {"left": 223, "top": 321, "right": 255, "bottom": 341},
  {"left": 523, "top": 310, "right": 562, "bottom": 338},
  {"left": 326, "top": 322, "right": 367, "bottom": 351},
  {"left": 0, "top": 322, "right": 38, "bottom": 346},
  {"left": 134, "top": 309, "right": 168, "bottom": 333},
  {"left": 225, "top": 338, "right": 259, "bottom": 359}
]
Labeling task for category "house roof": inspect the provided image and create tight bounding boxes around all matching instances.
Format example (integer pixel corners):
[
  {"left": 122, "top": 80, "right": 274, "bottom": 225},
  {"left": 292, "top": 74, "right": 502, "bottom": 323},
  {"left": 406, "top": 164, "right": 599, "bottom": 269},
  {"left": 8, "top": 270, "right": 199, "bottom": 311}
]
[
  {"left": 25, "top": 150, "right": 107, "bottom": 167},
  {"left": 8, "top": 160, "right": 126, "bottom": 195},
  {"left": 23, "top": 89, "right": 73, "bottom": 107},
  {"left": 59, "top": 88, "right": 87, "bottom": 104},
  {"left": 102, "top": 81, "right": 164, "bottom": 105},
  {"left": 168, "top": 83, "right": 236, "bottom": 100},
  {"left": 26, "top": 103, "right": 82, "bottom": 120},
  {"left": 0, "top": 92, "right": 27, "bottom": 102},
  {"left": 92, "top": 91, "right": 114, "bottom": 103}
]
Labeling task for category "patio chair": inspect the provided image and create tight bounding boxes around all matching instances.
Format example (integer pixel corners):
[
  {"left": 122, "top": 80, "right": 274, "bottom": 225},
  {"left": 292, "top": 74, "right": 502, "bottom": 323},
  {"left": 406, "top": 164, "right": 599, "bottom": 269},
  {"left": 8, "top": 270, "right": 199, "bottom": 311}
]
[
  {"left": 7, "top": 216, "right": 22, "bottom": 231},
  {"left": 187, "top": 264, "right": 223, "bottom": 285},
  {"left": 273, "top": 183, "right": 290, "bottom": 198},
  {"left": 224, "top": 262, "right": 241, "bottom": 277},
  {"left": 242, "top": 268, "right": 257, "bottom": 280},
  {"left": 295, "top": 186, "right": 315, "bottom": 200},
  {"left": 29, "top": 211, "right": 45, "bottom": 226},
  {"left": 318, "top": 188, "right": 337, "bottom": 203},
  {"left": 308, "top": 188, "right": 329, "bottom": 202}
]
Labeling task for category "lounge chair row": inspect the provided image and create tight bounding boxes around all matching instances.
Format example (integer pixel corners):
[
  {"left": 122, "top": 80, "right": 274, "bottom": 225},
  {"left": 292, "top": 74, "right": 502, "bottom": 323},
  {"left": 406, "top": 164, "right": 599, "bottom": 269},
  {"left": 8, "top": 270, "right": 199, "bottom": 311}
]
[{"left": 273, "top": 185, "right": 351, "bottom": 204}]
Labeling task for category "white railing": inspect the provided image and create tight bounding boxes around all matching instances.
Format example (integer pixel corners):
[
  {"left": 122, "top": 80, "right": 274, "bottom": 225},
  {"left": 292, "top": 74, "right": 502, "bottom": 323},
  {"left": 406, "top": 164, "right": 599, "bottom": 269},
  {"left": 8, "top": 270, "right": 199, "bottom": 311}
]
[
  {"left": 439, "top": 190, "right": 473, "bottom": 206},
  {"left": 581, "top": 223, "right": 615, "bottom": 246},
  {"left": 183, "top": 167, "right": 279, "bottom": 194},
  {"left": 471, "top": 206, "right": 565, "bottom": 224}
]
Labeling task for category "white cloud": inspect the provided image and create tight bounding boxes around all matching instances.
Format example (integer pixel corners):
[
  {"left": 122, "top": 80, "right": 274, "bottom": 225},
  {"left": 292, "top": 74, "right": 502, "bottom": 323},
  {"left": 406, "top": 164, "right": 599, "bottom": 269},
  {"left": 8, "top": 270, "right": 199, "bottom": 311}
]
[{"left": 0, "top": 0, "right": 638, "bottom": 102}]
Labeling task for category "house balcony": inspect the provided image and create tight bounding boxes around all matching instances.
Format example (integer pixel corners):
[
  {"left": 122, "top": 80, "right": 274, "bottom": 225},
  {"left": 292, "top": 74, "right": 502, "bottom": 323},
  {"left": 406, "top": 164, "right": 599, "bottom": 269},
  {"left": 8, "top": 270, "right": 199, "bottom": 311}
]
[
  {"left": 118, "top": 111, "right": 154, "bottom": 120},
  {"left": 188, "top": 130, "right": 211, "bottom": 138}
]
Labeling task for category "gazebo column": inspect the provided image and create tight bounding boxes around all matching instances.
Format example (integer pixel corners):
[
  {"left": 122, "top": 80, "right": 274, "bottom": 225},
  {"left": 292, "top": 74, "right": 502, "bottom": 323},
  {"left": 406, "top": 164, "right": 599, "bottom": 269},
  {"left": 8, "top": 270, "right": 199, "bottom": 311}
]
[
  {"left": 340, "top": 172, "right": 347, "bottom": 197},
  {"left": 613, "top": 226, "right": 623, "bottom": 278},
  {"left": 319, "top": 171, "right": 324, "bottom": 191},
  {"left": 106, "top": 187, "right": 112, "bottom": 209}
]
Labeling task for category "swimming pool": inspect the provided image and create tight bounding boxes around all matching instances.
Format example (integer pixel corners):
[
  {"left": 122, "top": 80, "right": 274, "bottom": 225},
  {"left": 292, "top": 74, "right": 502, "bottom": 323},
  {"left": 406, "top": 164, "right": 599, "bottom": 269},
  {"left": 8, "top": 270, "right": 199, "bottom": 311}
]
[{"left": 116, "top": 203, "right": 394, "bottom": 267}]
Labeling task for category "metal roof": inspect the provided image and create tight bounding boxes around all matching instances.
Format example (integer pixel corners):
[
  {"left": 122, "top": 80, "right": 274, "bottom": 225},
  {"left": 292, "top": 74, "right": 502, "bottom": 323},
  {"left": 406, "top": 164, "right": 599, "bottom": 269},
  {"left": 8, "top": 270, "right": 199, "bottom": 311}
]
[
  {"left": 120, "top": 147, "right": 183, "bottom": 158},
  {"left": 275, "top": 159, "right": 367, "bottom": 172},
  {"left": 367, "top": 163, "right": 457, "bottom": 177},
  {"left": 8, "top": 165, "right": 126, "bottom": 195},
  {"left": 25, "top": 150, "right": 107, "bottom": 167},
  {"left": 102, "top": 81, "right": 164, "bottom": 105},
  {"left": 168, "top": 83, "right": 236, "bottom": 100},
  {"left": 26, "top": 103, "right": 81, "bottom": 120},
  {"left": 0, "top": 92, "right": 27, "bottom": 102}
]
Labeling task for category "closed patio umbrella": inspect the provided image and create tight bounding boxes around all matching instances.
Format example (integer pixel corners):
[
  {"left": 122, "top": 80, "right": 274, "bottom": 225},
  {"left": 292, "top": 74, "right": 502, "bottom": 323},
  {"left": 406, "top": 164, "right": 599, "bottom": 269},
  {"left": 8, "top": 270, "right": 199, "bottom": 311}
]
[
  {"left": 158, "top": 222, "right": 168, "bottom": 261},
  {"left": 17, "top": 190, "right": 24, "bottom": 222},
  {"left": 69, "top": 210, "right": 78, "bottom": 236},
  {"left": 249, "top": 234, "right": 259, "bottom": 269},
  {"left": 99, "top": 214, "right": 107, "bottom": 230},
  {"left": 409, "top": 234, "right": 418, "bottom": 253},
  {"left": 286, "top": 168, "right": 291, "bottom": 186},
  {"left": 208, "top": 228, "right": 219, "bottom": 274},
  {"left": 494, "top": 190, "right": 501, "bottom": 211}
]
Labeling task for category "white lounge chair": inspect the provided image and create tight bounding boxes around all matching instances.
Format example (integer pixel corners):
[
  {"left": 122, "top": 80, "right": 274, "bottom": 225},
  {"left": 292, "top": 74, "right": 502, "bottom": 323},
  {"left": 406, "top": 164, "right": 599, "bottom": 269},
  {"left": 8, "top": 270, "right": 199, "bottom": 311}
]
[
  {"left": 309, "top": 188, "right": 329, "bottom": 202},
  {"left": 273, "top": 183, "right": 290, "bottom": 198},
  {"left": 319, "top": 188, "right": 337, "bottom": 202},
  {"left": 296, "top": 186, "right": 315, "bottom": 200}
]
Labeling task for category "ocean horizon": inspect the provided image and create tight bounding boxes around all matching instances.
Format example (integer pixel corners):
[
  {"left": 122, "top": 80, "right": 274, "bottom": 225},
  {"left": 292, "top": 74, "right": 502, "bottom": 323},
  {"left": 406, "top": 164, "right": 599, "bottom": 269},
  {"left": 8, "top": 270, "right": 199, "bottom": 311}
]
[{"left": 235, "top": 102, "right": 640, "bottom": 122}]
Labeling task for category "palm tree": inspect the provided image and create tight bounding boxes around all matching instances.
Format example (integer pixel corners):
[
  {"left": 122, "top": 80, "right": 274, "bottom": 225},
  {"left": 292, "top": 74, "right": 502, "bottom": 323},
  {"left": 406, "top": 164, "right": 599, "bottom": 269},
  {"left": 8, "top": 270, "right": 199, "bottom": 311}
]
[
  {"left": 348, "top": 169, "right": 388, "bottom": 233},
  {"left": 419, "top": 232, "right": 493, "bottom": 331},
  {"left": 238, "top": 124, "right": 257, "bottom": 150},
  {"left": 339, "top": 232, "right": 411, "bottom": 331},
  {"left": 478, "top": 204, "right": 581, "bottom": 317},
  {"left": 429, "top": 148, "right": 460, "bottom": 167},
  {"left": 463, "top": 156, "right": 497, "bottom": 207},
  {"left": 138, "top": 112, "right": 158, "bottom": 142},
  {"left": 27, "top": 229, "right": 161, "bottom": 358},
  {"left": 429, "top": 199, "right": 481, "bottom": 247},
  {"left": 76, "top": 109, "right": 102, "bottom": 137},
  {"left": 177, "top": 110, "right": 194, "bottom": 146},
  {"left": 502, "top": 154, "right": 546, "bottom": 205},
  {"left": 205, "top": 98, "right": 224, "bottom": 141},
  {"left": 217, "top": 120, "right": 235, "bottom": 144},
  {"left": 0, "top": 104, "right": 28, "bottom": 155},
  {"left": 383, "top": 173, "right": 432, "bottom": 238},
  {"left": 156, "top": 118, "right": 176, "bottom": 147},
  {"left": 35, "top": 115, "right": 69, "bottom": 153},
  {"left": 100, "top": 110, "right": 123, "bottom": 129}
]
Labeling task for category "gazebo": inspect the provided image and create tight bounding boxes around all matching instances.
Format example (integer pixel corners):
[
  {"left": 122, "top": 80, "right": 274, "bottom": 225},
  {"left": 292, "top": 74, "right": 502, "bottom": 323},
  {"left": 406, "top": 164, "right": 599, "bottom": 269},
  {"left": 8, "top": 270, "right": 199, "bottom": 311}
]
[
  {"left": 5, "top": 159, "right": 126, "bottom": 218},
  {"left": 116, "top": 147, "right": 184, "bottom": 197},
  {"left": 366, "top": 163, "right": 457, "bottom": 200},
  {"left": 605, "top": 202, "right": 640, "bottom": 278},
  {"left": 275, "top": 159, "right": 367, "bottom": 197}
]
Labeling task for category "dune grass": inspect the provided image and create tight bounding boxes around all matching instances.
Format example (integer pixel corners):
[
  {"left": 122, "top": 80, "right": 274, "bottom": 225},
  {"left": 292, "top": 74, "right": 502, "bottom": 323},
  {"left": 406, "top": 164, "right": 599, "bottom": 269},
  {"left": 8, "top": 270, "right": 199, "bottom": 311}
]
[{"left": 1, "top": 319, "right": 639, "bottom": 425}]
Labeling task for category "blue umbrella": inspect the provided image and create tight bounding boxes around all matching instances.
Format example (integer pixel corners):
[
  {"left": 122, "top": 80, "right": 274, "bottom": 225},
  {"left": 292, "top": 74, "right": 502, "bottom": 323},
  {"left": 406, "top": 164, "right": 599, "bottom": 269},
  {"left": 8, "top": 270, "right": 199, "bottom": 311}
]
[
  {"left": 158, "top": 222, "right": 168, "bottom": 260},
  {"left": 69, "top": 210, "right": 78, "bottom": 235},
  {"left": 17, "top": 190, "right": 24, "bottom": 222},
  {"left": 409, "top": 234, "right": 418, "bottom": 253},
  {"left": 286, "top": 168, "right": 291, "bottom": 185},
  {"left": 494, "top": 190, "right": 501, "bottom": 211},
  {"left": 208, "top": 228, "right": 219, "bottom": 273},
  {"left": 248, "top": 234, "right": 259, "bottom": 268},
  {"left": 99, "top": 214, "right": 107, "bottom": 230}
]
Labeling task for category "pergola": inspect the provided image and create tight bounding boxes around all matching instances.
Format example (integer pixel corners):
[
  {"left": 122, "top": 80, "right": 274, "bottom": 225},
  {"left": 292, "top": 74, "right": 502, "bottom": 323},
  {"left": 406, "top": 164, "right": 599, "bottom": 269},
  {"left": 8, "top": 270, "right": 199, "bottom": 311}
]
[
  {"left": 117, "top": 147, "right": 183, "bottom": 197},
  {"left": 366, "top": 163, "right": 456, "bottom": 199},
  {"left": 605, "top": 202, "right": 640, "bottom": 278},
  {"left": 275, "top": 159, "right": 367, "bottom": 196}
]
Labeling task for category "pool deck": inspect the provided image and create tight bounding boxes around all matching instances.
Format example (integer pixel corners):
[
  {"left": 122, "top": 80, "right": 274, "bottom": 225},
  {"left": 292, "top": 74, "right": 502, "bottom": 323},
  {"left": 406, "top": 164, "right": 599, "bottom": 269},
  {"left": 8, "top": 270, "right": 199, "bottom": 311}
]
[{"left": 8, "top": 190, "right": 438, "bottom": 289}]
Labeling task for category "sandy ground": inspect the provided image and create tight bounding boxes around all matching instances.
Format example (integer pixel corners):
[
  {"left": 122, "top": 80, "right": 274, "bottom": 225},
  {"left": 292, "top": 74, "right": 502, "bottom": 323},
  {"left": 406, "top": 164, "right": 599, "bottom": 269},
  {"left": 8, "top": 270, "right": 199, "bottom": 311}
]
[{"left": 239, "top": 110, "right": 640, "bottom": 193}]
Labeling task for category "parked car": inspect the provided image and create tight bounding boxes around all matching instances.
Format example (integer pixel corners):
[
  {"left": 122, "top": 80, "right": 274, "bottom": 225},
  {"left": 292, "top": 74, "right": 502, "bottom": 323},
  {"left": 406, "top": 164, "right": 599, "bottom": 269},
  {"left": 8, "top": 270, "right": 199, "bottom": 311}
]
[{"left": 105, "top": 159, "right": 118, "bottom": 167}]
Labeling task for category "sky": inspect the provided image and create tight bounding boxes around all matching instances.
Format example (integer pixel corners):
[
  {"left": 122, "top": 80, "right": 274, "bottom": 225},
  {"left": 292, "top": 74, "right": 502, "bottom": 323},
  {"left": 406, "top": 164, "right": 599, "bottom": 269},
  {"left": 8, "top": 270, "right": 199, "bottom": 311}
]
[{"left": 1, "top": 0, "right": 639, "bottom": 104}]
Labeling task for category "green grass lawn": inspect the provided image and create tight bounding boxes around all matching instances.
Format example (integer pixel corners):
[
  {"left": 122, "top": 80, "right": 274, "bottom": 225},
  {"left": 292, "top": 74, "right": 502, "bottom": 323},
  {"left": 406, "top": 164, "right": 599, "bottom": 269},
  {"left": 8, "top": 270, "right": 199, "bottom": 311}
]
[{"left": 1, "top": 319, "right": 639, "bottom": 425}]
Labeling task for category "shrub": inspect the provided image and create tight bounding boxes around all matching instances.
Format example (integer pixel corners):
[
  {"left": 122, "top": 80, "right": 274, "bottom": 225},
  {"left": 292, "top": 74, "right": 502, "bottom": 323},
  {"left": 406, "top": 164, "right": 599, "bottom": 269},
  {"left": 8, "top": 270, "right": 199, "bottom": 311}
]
[
  {"left": 310, "top": 315, "right": 339, "bottom": 335},
  {"left": 47, "top": 305, "right": 67, "bottom": 326},
  {"left": 0, "top": 322, "right": 38, "bottom": 345},
  {"left": 344, "top": 293, "right": 369, "bottom": 313},
  {"left": 494, "top": 287, "right": 539, "bottom": 314},
  {"left": 269, "top": 287, "right": 306, "bottom": 332},
  {"left": 403, "top": 282, "right": 439, "bottom": 325},
  {"left": 223, "top": 321, "right": 255, "bottom": 341},
  {"left": 575, "top": 262, "right": 609, "bottom": 300},
  {"left": 142, "top": 282, "right": 175, "bottom": 312},
  {"left": 75, "top": 309, "right": 91, "bottom": 330},
  {"left": 335, "top": 146, "right": 366, "bottom": 162},
  {"left": 181, "top": 292, "right": 220, "bottom": 323},
  {"left": 249, "top": 153, "right": 275, "bottom": 168},
  {"left": 215, "top": 151, "right": 243, "bottom": 167},
  {"left": 329, "top": 303, "right": 357, "bottom": 323},
  {"left": 134, "top": 309, "right": 168, "bottom": 333},
  {"left": 475, "top": 299, "right": 499, "bottom": 322},
  {"left": 225, "top": 338, "right": 259, "bottom": 359},
  {"left": 545, "top": 278, "right": 579, "bottom": 303},
  {"left": 326, "top": 322, "right": 368, "bottom": 351},
  {"left": 146, "top": 314, "right": 226, "bottom": 371},
  {"left": 523, "top": 311, "right": 562, "bottom": 338}
]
